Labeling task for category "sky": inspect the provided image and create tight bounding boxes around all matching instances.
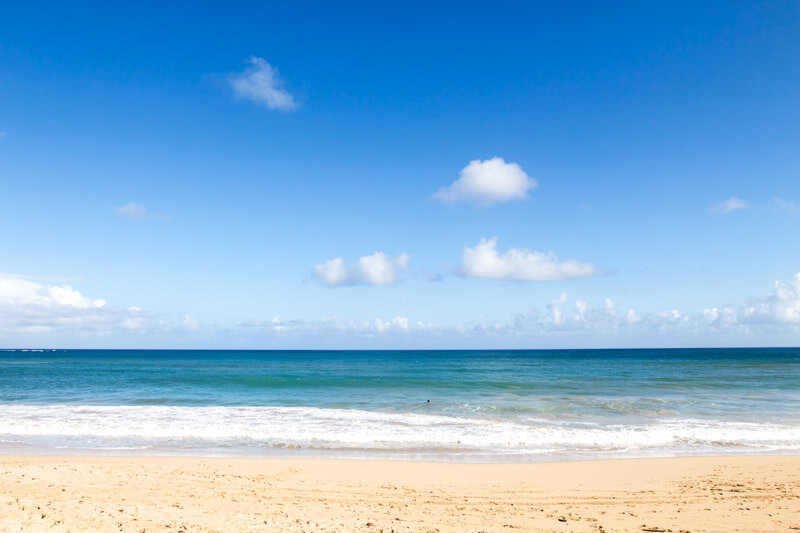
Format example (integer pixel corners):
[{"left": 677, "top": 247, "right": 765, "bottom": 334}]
[{"left": 1, "top": 1, "right": 799, "bottom": 348}]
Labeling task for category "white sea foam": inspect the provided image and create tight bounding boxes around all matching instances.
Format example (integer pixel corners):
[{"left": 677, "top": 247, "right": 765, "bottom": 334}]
[{"left": 1, "top": 404, "right": 799, "bottom": 459}]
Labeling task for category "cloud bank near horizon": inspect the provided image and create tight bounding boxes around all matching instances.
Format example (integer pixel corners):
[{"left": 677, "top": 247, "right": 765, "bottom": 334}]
[
  {"left": 237, "top": 272, "right": 800, "bottom": 346},
  {"left": 2, "top": 271, "right": 799, "bottom": 348}
]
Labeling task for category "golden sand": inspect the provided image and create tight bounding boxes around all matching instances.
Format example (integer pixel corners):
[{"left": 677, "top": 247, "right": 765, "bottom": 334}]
[{"left": 2, "top": 455, "right": 799, "bottom": 532}]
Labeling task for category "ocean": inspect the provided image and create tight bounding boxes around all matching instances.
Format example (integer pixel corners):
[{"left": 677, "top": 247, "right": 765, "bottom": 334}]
[{"left": 1, "top": 348, "right": 799, "bottom": 462}]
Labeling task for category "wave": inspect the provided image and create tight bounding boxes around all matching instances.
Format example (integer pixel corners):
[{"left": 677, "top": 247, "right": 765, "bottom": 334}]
[{"left": 1, "top": 404, "right": 799, "bottom": 459}]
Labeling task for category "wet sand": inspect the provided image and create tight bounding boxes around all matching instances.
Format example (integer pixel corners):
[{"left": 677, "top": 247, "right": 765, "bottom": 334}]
[{"left": 1, "top": 455, "right": 799, "bottom": 532}]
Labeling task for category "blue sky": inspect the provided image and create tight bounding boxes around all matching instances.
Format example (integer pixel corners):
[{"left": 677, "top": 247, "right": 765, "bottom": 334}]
[{"left": 1, "top": 1, "right": 799, "bottom": 348}]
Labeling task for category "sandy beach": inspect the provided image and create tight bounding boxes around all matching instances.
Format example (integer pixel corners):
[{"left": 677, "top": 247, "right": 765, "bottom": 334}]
[{"left": 1, "top": 455, "right": 798, "bottom": 532}]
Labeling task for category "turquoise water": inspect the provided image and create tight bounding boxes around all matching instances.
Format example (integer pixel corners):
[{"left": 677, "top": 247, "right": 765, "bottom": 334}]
[{"left": 1, "top": 348, "right": 799, "bottom": 461}]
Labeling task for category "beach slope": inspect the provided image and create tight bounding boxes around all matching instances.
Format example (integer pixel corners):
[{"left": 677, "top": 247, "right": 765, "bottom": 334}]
[{"left": 2, "top": 455, "right": 799, "bottom": 532}]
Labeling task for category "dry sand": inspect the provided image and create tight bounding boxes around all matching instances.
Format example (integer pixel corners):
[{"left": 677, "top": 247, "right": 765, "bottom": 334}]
[{"left": 1, "top": 455, "right": 799, "bottom": 532}]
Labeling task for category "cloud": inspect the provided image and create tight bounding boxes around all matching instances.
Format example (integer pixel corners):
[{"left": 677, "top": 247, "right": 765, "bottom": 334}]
[
  {"left": 709, "top": 197, "right": 748, "bottom": 214},
  {"left": 0, "top": 273, "right": 167, "bottom": 338},
  {"left": 114, "top": 202, "right": 159, "bottom": 220},
  {"left": 238, "top": 272, "right": 800, "bottom": 347},
  {"left": 239, "top": 315, "right": 411, "bottom": 336},
  {"left": 234, "top": 295, "right": 633, "bottom": 346},
  {"left": 182, "top": 314, "right": 199, "bottom": 332},
  {"left": 774, "top": 197, "right": 800, "bottom": 213},
  {"left": 434, "top": 157, "right": 537, "bottom": 206},
  {"left": 547, "top": 292, "right": 569, "bottom": 325},
  {"left": 229, "top": 56, "right": 297, "bottom": 111},
  {"left": 5, "top": 267, "right": 799, "bottom": 348},
  {"left": 314, "top": 252, "right": 410, "bottom": 287},
  {"left": 625, "top": 309, "right": 642, "bottom": 325},
  {"left": 409, "top": 271, "right": 800, "bottom": 344},
  {"left": 733, "top": 272, "right": 800, "bottom": 325},
  {"left": 459, "top": 237, "right": 599, "bottom": 282},
  {"left": 0, "top": 275, "right": 106, "bottom": 309}
]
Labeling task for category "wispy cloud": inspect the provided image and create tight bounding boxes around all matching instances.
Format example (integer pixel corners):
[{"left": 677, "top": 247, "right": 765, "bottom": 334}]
[
  {"left": 459, "top": 237, "right": 599, "bottom": 282},
  {"left": 313, "top": 252, "right": 411, "bottom": 287},
  {"left": 240, "top": 315, "right": 411, "bottom": 336},
  {"left": 114, "top": 202, "right": 166, "bottom": 220},
  {"left": 774, "top": 197, "right": 800, "bottom": 213},
  {"left": 709, "top": 197, "right": 748, "bottom": 214},
  {"left": 434, "top": 157, "right": 537, "bottom": 206},
  {"left": 229, "top": 56, "right": 297, "bottom": 111}
]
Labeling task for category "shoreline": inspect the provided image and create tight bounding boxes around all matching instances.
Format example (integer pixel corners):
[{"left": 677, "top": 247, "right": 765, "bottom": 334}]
[
  {"left": 3, "top": 454, "right": 798, "bottom": 532},
  {"left": 2, "top": 448, "right": 800, "bottom": 463}
]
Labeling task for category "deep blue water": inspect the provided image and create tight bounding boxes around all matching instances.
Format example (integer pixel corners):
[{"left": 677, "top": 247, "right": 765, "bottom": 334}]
[{"left": 1, "top": 348, "right": 799, "bottom": 461}]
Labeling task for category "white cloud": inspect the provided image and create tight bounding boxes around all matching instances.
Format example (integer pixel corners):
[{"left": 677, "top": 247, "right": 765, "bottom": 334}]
[
  {"left": 434, "top": 157, "right": 537, "bottom": 206},
  {"left": 459, "top": 237, "right": 598, "bottom": 282},
  {"left": 738, "top": 272, "right": 800, "bottom": 324},
  {"left": 0, "top": 273, "right": 166, "bottom": 338},
  {"left": 240, "top": 315, "right": 411, "bottom": 336},
  {"left": 709, "top": 197, "right": 748, "bottom": 214},
  {"left": 115, "top": 203, "right": 151, "bottom": 219},
  {"left": 429, "top": 273, "right": 800, "bottom": 343},
  {"left": 0, "top": 275, "right": 106, "bottom": 309},
  {"left": 694, "top": 274, "right": 800, "bottom": 331},
  {"left": 330, "top": 316, "right": 410, "bottom": 334},
  {"left": 313, "top": 252, "right": 410, "bottom": 287},
  {"left": 182, "top": 314, "right": 199, "bottom": 332},
  {"left": 229, "top": 56, "right": 297, "bottom": 111},
  {"left": 773, "top": 275, "right": 800, "bottom": 322},
  {"left": 527, "top": 272, "right": 800, "bottom": 340},
  {"left": 548, "top": 292, "right": 568, "bottom": 325},
  {"left": 625, "top": 309, "right": 642, "bottom": 325}
]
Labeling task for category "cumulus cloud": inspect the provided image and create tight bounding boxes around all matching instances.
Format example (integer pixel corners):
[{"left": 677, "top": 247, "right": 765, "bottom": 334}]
[
  {"left": 0, "top": 275, "right": 106, "bottom": 309},
  {"left": 543, "top": 273, "right": 800, "bottom": 339},
  {"left": 459, "top": 238, "right": 598, "bottom": 282},
  {"left": 732, "top": 272, "right": 800, "bottom": 325},
  {"left": 709, "top": 197, "right": 748, "bottom": 214},
  {"left": 434, "top": 157, "right": 537, "bottom": 206},
  {"left": 313, "top": 252, "right": 410, "bottom": 287},
  {"left": 0, "top": 273, "right": 165, "bottom": 338},
  {"left": 229, "top": 56, "right": 297, "bottom": 111},
  {"left": 424, "top": 272, "right": 800, "bottom": 344},
  {"left": 625, "top": 309, "right": 642, "bottom": 325},
  {"left": 772, "top": 275, "right": 800, "bottom": 322}
]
